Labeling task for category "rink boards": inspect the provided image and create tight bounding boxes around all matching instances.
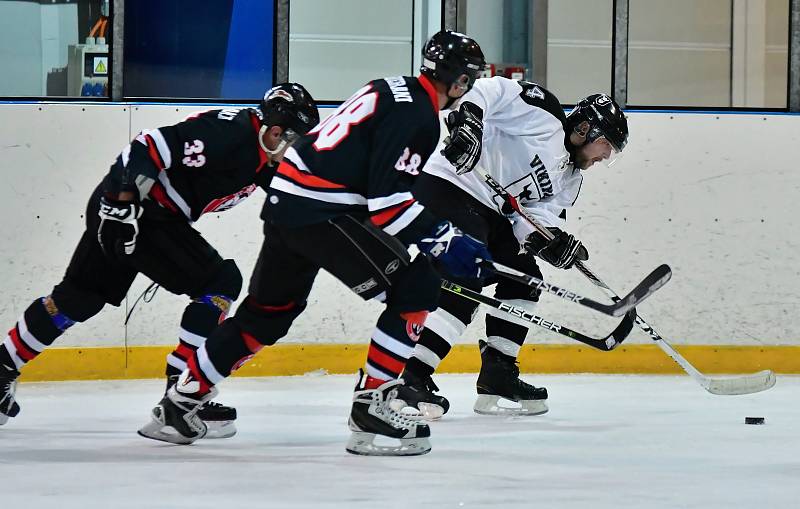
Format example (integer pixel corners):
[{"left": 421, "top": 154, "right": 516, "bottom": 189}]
[{"left": 1, "top": 102, "right": 798, "bottom": 379}]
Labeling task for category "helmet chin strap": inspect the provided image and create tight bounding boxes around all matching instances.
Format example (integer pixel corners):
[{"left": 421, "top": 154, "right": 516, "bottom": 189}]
[{"left": 258, "top": 125, "right": 288, "bottom": 157}]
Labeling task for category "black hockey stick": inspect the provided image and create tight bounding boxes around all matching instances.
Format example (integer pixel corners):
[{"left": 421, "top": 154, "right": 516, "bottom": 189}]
[
  {"left": 441, "top": 279, "right": 635, "bottom": 351},
  {"left": 472, "top": 166, "right": 776, "bottom": 395},
  {"left": 481, "top": 260, "right": 672, "bottom": 317}
]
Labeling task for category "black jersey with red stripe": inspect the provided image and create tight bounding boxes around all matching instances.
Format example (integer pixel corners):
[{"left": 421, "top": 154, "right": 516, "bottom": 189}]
[
  {"left": 266, "top": 75, "right": 442, "bottom": 246},
  {"left": 101, "top": 108, "right": 273, "bottom": 222}
]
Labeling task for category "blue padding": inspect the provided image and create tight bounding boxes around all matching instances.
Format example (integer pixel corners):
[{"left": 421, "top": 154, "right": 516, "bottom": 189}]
[
  {"left": 221, "top": 0, "right": 274, "bottom": 99},
  {"left": 195, "top": 294, "right": 233, "bottom": 314},
  {"left": 41, "top": 297, "right": 75, "bottom": 332}
]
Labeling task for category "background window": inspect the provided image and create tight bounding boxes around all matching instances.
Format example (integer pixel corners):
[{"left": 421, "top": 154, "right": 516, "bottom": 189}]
[
  {"left": 289, "top": 0, "right": 441, "bottom": 102},
  {"left": 463, "top": 0, "right": 613, "bottom": 105},
  {"left": 546, "top": 0, "right": 613, "bottom": 104},
  {"left": 465, "top": 1, "right": 536, "bottom": 85},
  {"left": 737, "top": 0, "right": 788, "bottom": 108},
  {"left": 0, "top": 0, "right": 110, "bottom": 98},
  {"left": 124, "top": 0, "right": 273, "bottom": 100},
  {"left": 628, "top": 0, "right": 733, "bottom": 107},
  {"left": 628, "top": 0, "right": 789, "bottom": 108}
]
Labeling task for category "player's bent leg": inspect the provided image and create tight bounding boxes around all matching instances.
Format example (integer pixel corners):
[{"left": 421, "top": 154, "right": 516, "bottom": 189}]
[
  {"left": 474, "top": 338, "right": 548, "bottom": 416},
  {"left": 165, "top": 259, "right": 243, "bottom": 439},
  {"left": 346, "top": 256, "right": 440, "bottom": 455},
  {"left": 397, "top": 261, "right": 482, "bottom": 419},
  {"left": 138, "top": 297, "right": 307, "bottom": 444},
  {"left": 398, "top": 293, "right": 476, "bottom": 420},
  {"left": 0, "top": 282, "right": 105, "bottom": 425},
  {"left": 475, "top": 250, "right": 548, "bottom": 416},
  {"left": 269, "top": 218, "right": 435, "bottom": 455}
]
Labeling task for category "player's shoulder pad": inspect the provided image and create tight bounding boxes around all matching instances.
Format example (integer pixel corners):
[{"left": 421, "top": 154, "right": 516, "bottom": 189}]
[{"left": 517, "top": 81, "right": 567, "bottom": 125}]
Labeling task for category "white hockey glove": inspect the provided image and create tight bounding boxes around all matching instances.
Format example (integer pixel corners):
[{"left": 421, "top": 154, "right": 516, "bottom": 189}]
[
  {"left": 441, "top": 101, "right": 484, "bottom": 175},
  {"left": 525, "top": 227, "right": 588, "bottom": 269},
  {"left": 97, "top": 196, "right": 143, "bottom": 256}
]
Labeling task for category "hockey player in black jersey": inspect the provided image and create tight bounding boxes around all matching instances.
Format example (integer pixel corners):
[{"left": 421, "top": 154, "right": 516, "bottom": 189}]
[
  {"left": 394, "top": 83, "right": 629, "bottom": 419},
  {"left": 138, "top": 31, "right": 490, "bottom": 456},
  {"left": 0, "top": 83, "right": 319, "bottom": 438}
]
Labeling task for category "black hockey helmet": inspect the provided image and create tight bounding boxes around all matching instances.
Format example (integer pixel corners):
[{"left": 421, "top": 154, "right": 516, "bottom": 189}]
[
  {"left": 259, "top": 83, "right": 320, "bottom": 139},
  {"left": 566, "top": 94, "right": 628, "bottom": 152},
  {"left": 420, "top": 30, "right": 486, "bottom": 93}
]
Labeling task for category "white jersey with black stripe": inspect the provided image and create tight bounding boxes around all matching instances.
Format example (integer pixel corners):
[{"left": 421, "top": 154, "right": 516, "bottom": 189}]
[{"left": 423, "top": 76, "right": 583, "bottom": 244}]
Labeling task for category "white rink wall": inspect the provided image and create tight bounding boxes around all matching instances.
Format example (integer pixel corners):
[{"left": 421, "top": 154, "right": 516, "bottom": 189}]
[{"left": 0, "top": 103, "right": 798, "bottom": 348}]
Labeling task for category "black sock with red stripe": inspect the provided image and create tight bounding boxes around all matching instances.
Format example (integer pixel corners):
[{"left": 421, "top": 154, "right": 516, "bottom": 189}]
[
  {"left": 181, "top": 318, "right": 264, "bottom": 394},
  {"left": 165, "top": 297, "right": 231, "bottom": 378},
  {"left": 0, "top": 297, "right": 74, "bottom": 371},
  {"left": 364, "top": 309, "right": 426, "bottom": 389}
]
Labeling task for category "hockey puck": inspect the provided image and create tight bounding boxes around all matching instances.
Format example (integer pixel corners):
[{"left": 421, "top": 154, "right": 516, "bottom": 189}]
[{"left": 745, "top": 417, "right": 765, "bottom": 425}]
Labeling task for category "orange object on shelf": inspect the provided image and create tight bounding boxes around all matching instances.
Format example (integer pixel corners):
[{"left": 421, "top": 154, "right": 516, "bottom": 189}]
[{"left": 503, "top": 66, "right": 525, "bottom": 80}]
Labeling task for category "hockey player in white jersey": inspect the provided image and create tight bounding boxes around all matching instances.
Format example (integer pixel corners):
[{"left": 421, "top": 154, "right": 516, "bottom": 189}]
[{"left": 394, "top": 77, "right": 628, "bottom": 418}]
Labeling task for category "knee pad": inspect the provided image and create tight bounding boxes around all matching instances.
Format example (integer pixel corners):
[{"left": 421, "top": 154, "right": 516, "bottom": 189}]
[
  {"left": 50, "top": 280, "right": 106, "bottom": 323},
  {"left": 197, "top": 259, "right": 243, "bottom": 300},
  {"left": 386, "top": 255, "right": 441, "bottom": 314},
  {"left": 191, "top": 259, "right": 243, "bottom": 318},
  {"left": 233, "top": 296, "right": 307, "bottom": 346}
]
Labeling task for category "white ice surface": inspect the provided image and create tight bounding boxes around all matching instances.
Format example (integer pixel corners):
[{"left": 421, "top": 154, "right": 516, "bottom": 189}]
[{"left": 0, "top": 374, "right": 797, "bottom": 509}]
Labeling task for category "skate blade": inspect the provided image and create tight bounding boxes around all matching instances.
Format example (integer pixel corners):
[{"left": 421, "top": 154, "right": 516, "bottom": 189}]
[
  {"left": 0, "top": 413, "right": 9, "bottom": 425},
  {"left": 473, "top": 394, "right": 549, "bottom": 416},
  {"left": 137, "top": 407, "right": 206, "bottom": 445},
  {"left": 137, "top": 422, "right": 197, "bottom": 445},
  {"left": 202, "top": 420, "right": 237, "bottom": 439},
  {"left": 345, "top": 432, "right": 431, "bottom": 456},
  {"left": 391, "top": 400, "right": 445, "bottom": 421}
]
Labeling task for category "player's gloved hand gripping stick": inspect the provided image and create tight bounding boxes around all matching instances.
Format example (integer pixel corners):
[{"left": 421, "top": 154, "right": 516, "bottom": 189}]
[
  {"left": 525, "top": 226, "right": 588, "bottom": 269},
  {"left": 441, "top": 101, "right": 484, "bottom": 175}
]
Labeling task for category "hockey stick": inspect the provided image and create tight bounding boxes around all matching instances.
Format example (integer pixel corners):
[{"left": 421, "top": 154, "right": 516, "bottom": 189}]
[
  {"left": 482, "top": 260, "right": 672, "bottom": 317},
  {"left": 472, "top": 166, "right": 776, "bottom": 395},
  {"left": 441, "top": 279, "right": 635, "bottom": 351}
]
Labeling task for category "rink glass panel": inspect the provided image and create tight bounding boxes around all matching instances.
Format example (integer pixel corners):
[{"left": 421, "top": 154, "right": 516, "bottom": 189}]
[{"left": 0, "top": 0, "right": 110, "bottom": 98}]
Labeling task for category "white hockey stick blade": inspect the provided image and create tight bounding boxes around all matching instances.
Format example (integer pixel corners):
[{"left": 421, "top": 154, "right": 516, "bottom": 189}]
[{"left": 701, "top": 370, "right": 777, "bottom": 396}]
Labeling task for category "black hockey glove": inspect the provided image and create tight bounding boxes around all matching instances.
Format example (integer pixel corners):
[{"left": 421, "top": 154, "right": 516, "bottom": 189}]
[
  {"left": 418, "top": 221, "right": 492, "bottom": 279},
  {"left": 525, "top": 227, "right": 588, "bottom": 270},
  {"left": 441, "top": 101, "right": 484, "bottom": 175},
  {"left": 97, "top": 196, "right": 143, "bottom": 256}
]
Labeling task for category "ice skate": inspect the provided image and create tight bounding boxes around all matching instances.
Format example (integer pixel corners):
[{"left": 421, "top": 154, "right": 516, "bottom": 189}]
[
  {"left": 139, "top": 371, "right": 218, "bottom": 444},
  {"left": 473, "top": 340, "right": 548, "bottom": 416},
  {"left": 0, "top": 364, "right": 20, "bottom": 425},
  {"left": 390, "top": 369, "right": 450, "bottom": 421},
  {"left": 346, "top": 370, "right": 431, "bottom": 456},
  {"left": 166, "top": 375, "right": 237, "bottom": 439}
]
